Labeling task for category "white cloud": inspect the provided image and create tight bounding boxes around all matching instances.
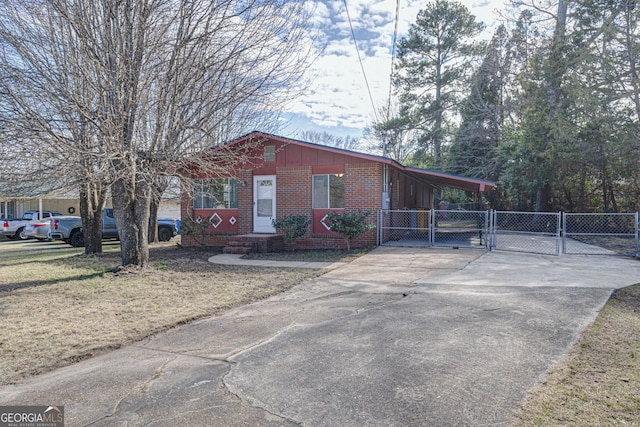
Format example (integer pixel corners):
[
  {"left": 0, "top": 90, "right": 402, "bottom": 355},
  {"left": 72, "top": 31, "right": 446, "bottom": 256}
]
[{"left": 284, "top": 0, "right": 503, "bottom": 136}]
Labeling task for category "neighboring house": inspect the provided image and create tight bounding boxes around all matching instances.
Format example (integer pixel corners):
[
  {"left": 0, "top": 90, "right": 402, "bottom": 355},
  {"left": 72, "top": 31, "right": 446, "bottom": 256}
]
[
  {"left": 181, "top": 131, "right": 496, "bottom": 251},
  {"left": 0, "top": 180, "right": 181, "bottom": 221}
]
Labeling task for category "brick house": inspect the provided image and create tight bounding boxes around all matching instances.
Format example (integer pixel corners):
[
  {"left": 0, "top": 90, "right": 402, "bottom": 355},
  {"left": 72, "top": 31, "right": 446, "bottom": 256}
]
[{"left": 180, "top": 131, "right": 495, "bottom": 252}]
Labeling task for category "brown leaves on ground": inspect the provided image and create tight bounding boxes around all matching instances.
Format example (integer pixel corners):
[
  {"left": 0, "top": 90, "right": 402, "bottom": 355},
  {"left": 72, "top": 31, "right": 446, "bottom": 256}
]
[{"left": 0, "top": 242, "right": 320, "bottom": 385}]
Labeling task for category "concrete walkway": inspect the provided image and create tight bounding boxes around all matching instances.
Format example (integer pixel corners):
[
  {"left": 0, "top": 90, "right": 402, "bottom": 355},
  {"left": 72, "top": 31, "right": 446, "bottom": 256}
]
[
  {"left": 208, "top": 253, "right": 348, "bottom": 269},
  {"left": 2, "top": 247, "right": 640, "bottom": 426}
]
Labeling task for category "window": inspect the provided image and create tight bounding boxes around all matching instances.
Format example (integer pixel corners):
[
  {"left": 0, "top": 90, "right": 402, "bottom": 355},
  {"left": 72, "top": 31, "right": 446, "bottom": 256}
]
[
  {"left": 0, "top": 201, "right": 14, "bottom": 219},
  {"left": 312, "top": 174, "right": 344, "bottom": 209},
  {"left": 193, "top": 178, "right": 238, "bottom": 209},
  {"left": 264, "top": 146, "right": 275, "bottom": 162}
]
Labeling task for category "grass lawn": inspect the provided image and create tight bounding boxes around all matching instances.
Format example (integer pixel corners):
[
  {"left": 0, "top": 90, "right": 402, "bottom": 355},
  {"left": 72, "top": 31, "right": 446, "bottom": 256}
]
[
  {"left": 0, "top": 239, "right": 321, "bottom": 385},
  {"left": 513, "top": 283, "right": 640, "bottom": 425}
]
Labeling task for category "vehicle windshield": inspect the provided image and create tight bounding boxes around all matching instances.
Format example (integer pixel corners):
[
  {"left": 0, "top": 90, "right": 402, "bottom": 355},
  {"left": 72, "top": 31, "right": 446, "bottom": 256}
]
[{"left": 21, "top": 212, "right": 35, "bottom": 221}]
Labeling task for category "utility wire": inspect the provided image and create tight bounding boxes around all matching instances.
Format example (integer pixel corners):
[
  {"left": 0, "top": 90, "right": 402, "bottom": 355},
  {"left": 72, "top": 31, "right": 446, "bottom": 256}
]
[
  {"left": 343, "top": 0, "right": 378, "bottom": 123},
  {"left": 387, "top": 0, "right": 401, "bottom": 122}
]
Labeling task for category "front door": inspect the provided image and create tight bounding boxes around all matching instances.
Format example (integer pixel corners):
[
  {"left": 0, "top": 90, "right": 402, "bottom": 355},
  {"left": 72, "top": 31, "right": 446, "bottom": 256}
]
[{"left": 253, "top": 175, "right": 276, "bottom": 233}]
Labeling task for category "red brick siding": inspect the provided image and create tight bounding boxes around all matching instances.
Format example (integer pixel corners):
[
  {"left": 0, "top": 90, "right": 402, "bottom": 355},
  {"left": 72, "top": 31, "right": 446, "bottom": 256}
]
[{"left": 180, "top": 162, "right": 383, "bottom": 250}]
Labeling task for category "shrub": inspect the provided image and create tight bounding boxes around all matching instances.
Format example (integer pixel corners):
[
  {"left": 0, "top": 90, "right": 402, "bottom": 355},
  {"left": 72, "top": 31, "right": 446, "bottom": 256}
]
[
  {"left": 180, "top": 216, "right": 209, "bottom": 246},
  {"left": 325, "top": 210, "right": 375, "bottom": 251},
  {"left": 272, "top": 215, "right": 311, "bottom": 250}
]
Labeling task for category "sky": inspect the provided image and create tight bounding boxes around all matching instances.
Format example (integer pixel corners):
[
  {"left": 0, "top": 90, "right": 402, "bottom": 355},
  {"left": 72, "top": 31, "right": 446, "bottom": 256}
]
[{"left": 279, "top": 0, "right": 507, "bottom": 140}]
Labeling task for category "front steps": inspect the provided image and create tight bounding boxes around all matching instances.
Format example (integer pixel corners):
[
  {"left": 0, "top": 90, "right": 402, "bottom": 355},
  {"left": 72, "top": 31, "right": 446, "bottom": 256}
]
[{"left": 222, "top": 234, "right": 284, "bottom": 254}]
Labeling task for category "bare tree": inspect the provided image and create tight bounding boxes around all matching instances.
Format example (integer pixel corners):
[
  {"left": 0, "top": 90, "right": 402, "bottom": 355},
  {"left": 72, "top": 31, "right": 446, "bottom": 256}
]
[
  {"left": 365, "top": 99, "right": 420, "bottom": 164},
  {"left": 296, "top": 130, "right": 361, "bottom": 151},
  {"left": 0, "top": 2, "right": 112, "bottom": 253},
  {"left": 0, "top": 0, "right": 315, "bottom": 266}
]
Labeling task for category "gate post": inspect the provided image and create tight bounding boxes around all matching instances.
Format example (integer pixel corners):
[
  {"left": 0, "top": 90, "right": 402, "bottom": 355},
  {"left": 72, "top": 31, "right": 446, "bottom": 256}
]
[
  {"left": 489, "top": 210, "right": 495, "bottom": 251},
  {"left": 561, "top": 212, "right": 566, "bottom": 255},
  {"left": 429, "top": 208, "right": 434, "bottom": 247},
  {"left": 556, "top": 212, "right": 562, "bottom": 256},
  {"left": 635, "top": 212, "right": 638, "bottom": 258},
  {"left": 376, "top": 210, "right": 380, "bottom": 246}
]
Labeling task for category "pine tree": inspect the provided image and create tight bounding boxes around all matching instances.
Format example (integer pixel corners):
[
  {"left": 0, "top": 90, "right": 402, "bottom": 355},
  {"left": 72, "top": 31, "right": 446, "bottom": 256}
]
[{"left": 391, "top": 0, "right": 485, "bottom": 168}]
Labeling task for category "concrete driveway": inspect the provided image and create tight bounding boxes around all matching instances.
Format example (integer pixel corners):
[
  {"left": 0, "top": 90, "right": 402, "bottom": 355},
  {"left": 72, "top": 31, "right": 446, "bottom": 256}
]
[{"left": 2, "top": 247, "right": 640, "bottom": 426}]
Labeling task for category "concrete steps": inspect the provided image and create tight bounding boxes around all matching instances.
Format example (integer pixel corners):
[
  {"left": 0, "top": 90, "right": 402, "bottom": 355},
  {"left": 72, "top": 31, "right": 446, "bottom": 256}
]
[{"left": 222, "top": 234, "right": 284, "bottom": 254}]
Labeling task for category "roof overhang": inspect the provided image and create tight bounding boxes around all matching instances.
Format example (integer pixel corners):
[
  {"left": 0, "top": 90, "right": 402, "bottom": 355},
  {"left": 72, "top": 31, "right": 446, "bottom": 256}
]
[
  {"left": 221, "top": 131, "right": 497, "bottom": 194},
  {"left": 403, "top": 167, "right": 495, "bottom": 193}
]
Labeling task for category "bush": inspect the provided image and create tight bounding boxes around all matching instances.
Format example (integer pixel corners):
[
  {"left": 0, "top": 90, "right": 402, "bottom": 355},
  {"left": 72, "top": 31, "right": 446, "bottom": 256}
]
[
  {"left": 180, "top": 216, "right": 209, "bottom": 246},
  {"left": 272, "top": 215, "right": 311, "bottom": 250},
  {"left": 325, "top": 210, "right": 375, "bottom": 251}
]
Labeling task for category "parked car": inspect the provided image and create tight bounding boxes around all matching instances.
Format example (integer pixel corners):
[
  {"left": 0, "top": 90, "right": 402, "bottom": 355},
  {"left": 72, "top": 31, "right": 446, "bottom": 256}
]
[
  {"left": 50, "top": 208, "right": 178, "bottom": 247},
  {"left": 24, "top": 219, "right": 54, "bottom": 240},
  {"left": 2, "top": 211, "right": 63, "bottom": 240}
]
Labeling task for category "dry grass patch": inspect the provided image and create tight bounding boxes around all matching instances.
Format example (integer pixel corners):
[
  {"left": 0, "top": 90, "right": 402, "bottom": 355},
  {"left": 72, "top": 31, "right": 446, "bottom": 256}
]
[
  {"left": 0, "top": 242, "right": 319, "bottom": 385},
  {"left": 513, "top": 284, "right": 640, "bottom": 426}
]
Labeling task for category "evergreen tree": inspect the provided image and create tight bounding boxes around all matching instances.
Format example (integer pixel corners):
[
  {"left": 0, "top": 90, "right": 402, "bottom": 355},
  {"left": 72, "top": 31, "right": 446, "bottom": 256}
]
[
  {"left": 391, "top": 0, "right": 485, "bottom": 168},
  {"left": 449, "top": 25, "right": 510, "bottom": 181}
]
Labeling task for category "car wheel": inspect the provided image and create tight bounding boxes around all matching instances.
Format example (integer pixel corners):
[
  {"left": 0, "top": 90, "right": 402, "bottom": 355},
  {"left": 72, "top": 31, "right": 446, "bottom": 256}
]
[
  {"left": 17, "top": 228, "right": 29, "bottom": 240},
  {"left": 70, "top": 231, "right": 84, "bottom": 247},
  {"left": 158, "top": 227, "right": 173, "bottom": 242}
]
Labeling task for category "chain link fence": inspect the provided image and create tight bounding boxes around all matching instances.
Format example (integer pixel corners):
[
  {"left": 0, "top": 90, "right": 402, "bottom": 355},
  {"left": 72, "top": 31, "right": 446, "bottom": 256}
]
[
  {"left": 491, "top": 211, "right": 562, "bottom": 255},
  {"left": 378, "top": 210, "right": 639, "bottom": 257},
  {"left": 563, "top": 212, "right": 639, "bottom": 256},
  {"left": 377, "top": 210, "right": 430, "bottom": 247},
  {"left": 432, "top": 210, "right": 489, "bottom": 248}
]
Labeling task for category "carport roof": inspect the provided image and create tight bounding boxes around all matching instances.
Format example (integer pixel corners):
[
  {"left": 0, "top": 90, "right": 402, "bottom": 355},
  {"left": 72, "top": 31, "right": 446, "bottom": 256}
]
[
  {"left": 226, "top": 131, "right": 496, "bottom": 194},
  {"left": 403, "top": 167, "right": 495, "bottom": 193}
]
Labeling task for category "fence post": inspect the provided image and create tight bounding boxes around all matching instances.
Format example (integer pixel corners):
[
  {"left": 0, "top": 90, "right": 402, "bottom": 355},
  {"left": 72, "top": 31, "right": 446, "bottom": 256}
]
[
  {"left": 489, "top": 210, "right": 495, "bottom": 251},
  {"left": 429, "top": 208, "right": 434, "bottom": 247},
  {"left": 376, "top": 210, "right": 380, "bottom": 246},
  {"left": 556, "top": 212, "right": 561, "bottom": 256},
  {"left": 561, "top": 212, "right": 566, "bottom": 255},
  {"left": 635, "top": 212, "right": 638, "bottom": 257},
  {"left": 483, "top": 210, "right": 489, "bottom": 249}
]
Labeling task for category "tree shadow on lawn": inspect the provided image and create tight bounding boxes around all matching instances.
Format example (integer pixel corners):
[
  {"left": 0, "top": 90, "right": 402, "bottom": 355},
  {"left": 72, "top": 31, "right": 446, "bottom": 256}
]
[{"left": 0, "top": 271, "right": 109, "bottom": 293}]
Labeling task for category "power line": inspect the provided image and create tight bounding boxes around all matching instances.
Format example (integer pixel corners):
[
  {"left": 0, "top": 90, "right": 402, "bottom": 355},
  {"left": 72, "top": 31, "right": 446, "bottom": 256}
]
[
  {"left": 342, "top": 0, "right": 378, "bottom": 123},
  {"left": 387, "top": 0, "right": 401, "bottom": 122}
]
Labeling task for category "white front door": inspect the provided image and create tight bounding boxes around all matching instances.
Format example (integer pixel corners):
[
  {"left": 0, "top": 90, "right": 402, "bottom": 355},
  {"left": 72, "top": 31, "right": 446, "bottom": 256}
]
[{"left": 253, "top": 175, "right": 276, "bottom": 233}]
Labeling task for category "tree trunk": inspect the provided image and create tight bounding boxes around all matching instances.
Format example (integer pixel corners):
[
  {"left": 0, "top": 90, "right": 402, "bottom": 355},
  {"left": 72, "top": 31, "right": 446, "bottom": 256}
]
[
  {"left": 148, "top": 199, "right": 159, "bottom": 243},
  {"left": 79, "top": 181, "right": 107, "bottom": 254},
  {"left": 148, "top": 176, "right": 169, "bottom": 243},
  {"left": 111, "top": 168, "right": 151, "bottom": 268}
]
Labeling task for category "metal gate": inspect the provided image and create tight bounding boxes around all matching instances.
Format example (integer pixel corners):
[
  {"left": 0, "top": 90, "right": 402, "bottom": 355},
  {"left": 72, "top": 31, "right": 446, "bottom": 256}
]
[
  {"left": 378, "top": 210, "right": 639, "bottom": 257},
  {"left": 377, "top": 210, "right": 431, "bottom": 247},
  {"left": 491, "top": 211, "right": 562, "bottom": 256},
  {"left": 377, "top": 209, "right": 488, "bottom": 249},
  {"left": 432, "top": 209, "right": 489, "bottom": 249},
  {"left": 563, "top": 212, "right": 639, "bottom": 256}
]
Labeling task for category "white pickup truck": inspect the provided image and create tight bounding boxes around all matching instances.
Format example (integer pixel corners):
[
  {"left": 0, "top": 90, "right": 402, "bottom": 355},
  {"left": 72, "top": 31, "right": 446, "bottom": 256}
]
[{"left": 1, "top": 211, "right": 63, "bottom": 240}]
